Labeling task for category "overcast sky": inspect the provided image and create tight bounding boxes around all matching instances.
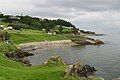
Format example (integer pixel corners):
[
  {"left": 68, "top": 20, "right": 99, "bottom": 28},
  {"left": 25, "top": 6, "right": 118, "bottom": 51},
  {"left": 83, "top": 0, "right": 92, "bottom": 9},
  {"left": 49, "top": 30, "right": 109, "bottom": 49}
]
[{"left": 0, "top": 0, "right": 120, "bottom": 33}]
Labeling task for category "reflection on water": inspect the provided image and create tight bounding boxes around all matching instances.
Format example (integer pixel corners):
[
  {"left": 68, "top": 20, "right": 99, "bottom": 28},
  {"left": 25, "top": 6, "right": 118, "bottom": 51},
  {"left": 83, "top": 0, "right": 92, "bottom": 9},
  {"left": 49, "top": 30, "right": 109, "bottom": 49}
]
[{"left": 27, "top": 35, "right": 120, "bottom": 80}]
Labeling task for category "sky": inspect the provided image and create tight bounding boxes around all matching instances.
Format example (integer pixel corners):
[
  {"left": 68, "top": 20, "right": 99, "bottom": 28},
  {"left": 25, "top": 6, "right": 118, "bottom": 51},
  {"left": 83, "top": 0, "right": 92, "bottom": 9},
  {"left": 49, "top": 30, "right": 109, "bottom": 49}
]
[{"left": 0, "top": 0, "right": 120, "bottom": 34}]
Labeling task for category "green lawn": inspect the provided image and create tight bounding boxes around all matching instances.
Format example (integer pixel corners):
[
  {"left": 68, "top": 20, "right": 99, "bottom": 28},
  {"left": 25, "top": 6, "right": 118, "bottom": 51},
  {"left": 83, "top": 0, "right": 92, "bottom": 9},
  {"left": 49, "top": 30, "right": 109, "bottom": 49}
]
[
  {"left": 0, "top": 21, "right": 9, "bottom": 27},
  {"left": 6, "top": 29, "right": 68, "bottom": 44},
  {"left": 0, "top": 29, "right": 102, "bottom": 80},
  {"left": 0, "top": 52, "right": 66, "bottom": 80}
]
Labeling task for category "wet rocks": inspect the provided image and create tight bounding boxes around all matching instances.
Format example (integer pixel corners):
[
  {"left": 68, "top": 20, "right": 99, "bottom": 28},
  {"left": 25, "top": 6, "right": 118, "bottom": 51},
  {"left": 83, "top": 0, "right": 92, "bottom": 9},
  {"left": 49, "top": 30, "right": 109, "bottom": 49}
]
[
  {"left": 71, "top": 38, "right": 104, "bottom": 45},
  {"left": 94, "top": 39, "right": 104, "bottom": 45},
  {"left": 21, "top": 59, "right": 31, "bottom": 66},
  {"left": 71, "top": 39, "right": 93, "bottom": 45},
  {"left": 65, "top": 62, "right": 97, "bottom": 77},
  {"left": 43, "top": 56, "right": 97, "bottom": 78},
  {"left": 5, "top": 49, "right": 34, "bottom": 66}
]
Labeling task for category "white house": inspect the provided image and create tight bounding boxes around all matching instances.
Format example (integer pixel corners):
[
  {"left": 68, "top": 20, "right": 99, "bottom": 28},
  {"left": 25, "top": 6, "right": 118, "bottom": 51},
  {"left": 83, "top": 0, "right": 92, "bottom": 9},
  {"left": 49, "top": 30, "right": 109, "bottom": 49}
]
[
  {"left": 42, "top": 29, "right": 45, "bottom": 31},
  {"left": 4, "top": 27, "right": 13, "bottom": 30},
  {"left": 47, "top": 32, "right": 52, "bottom": 35},
  {"left": 0, "top": 25, "right": 4, "bottom": 29},
  {"left": 0, "top": 25, "right": 4, "bottom": 27},
  {"left": 63, "top": 26, "right": 73, "bottom": 29}
]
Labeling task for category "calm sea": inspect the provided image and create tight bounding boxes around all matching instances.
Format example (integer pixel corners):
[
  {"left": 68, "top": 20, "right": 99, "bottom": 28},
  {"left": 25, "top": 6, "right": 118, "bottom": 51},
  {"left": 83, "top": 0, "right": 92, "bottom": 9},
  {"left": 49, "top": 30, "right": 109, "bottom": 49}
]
[{"left": 27, "top": 30, "right": 120, "bottom": 80}]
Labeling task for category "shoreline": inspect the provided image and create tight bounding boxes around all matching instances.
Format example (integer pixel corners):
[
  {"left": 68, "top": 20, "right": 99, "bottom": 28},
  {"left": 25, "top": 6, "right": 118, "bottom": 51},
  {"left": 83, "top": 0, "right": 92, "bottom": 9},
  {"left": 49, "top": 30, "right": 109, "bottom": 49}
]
[{"left": 17, "top": 40, "right": 76, "bottom": 51}]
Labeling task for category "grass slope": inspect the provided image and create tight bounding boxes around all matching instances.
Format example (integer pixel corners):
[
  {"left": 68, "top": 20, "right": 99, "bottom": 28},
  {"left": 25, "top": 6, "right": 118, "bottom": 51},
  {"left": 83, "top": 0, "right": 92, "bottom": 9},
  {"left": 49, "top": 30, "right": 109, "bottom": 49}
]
[{"left": 0, "top": 53, "right": 65, "bottom": 80}]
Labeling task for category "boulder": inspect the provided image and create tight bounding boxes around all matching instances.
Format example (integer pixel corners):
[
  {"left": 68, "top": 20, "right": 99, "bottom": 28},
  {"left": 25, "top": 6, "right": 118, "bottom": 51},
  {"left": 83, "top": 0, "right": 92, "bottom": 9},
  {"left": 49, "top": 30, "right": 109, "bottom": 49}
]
[
  {"left": 5, "top": 49, "right": 34, "bottom": 59},
  {"left": 65, "top": 62, "right": 97, "bottom": 77},
  {"left": 21, "top": 59, "right": 31, "bottom": 66},
  {"left": 5, "top": 49, "right": 34, "bottom": 66},
  {"left": 43, "top": 56, "right": 66, "bottom": 66},
  {"left": 72, "top": 40, "right": 93, "bottom": 45},
  {"left": 94, "top": 39, "right": 104, "bottom": 45},
  {"left": 71, "top": 38, "right": 104, "bottom": 45}
]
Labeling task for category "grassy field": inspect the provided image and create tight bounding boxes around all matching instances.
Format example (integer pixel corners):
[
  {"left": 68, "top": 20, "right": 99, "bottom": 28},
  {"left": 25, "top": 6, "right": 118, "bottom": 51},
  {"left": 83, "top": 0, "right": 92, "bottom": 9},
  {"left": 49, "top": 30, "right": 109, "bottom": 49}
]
[
  {"left": 6, "top": 29, "right": 68, "bottom": 44},
  {"left": 0, "top": 29, "right": 101, "bottom": 80},
  {"left": 0, "top": 22, "right": 9, "bottom": 27}
]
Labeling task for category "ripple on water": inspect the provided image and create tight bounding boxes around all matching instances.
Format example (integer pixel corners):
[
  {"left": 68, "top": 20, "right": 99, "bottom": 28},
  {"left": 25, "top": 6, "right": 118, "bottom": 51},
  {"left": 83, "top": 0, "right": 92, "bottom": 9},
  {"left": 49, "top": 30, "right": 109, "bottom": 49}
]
[{"left": 27, "top": 35, "right": 120, "bottom": 80}]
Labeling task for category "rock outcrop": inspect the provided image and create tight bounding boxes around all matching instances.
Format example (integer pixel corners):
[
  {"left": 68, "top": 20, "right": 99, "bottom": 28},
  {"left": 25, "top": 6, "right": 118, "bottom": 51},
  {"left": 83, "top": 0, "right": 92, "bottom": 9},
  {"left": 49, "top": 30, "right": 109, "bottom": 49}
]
[
  {"left": 5, "top": 49, "right": 34, "bottom": 66},
  {"left": 94, "top": 39, "right": 104, "bottom": 45},
  {"left": 43, "top": 56, "right": 97, "bottom": 78},
  {"left": 71, "top": 39, "right": 93, "bottom": 45},
  {"left": 71, "top": 37, "right": 104, "bottom": 45},
  {"left": 65, "top": 62, "right": 97, "bottom": 77},
  {"left": 43, "top": 56, "right": 66, "bottom": 66}
]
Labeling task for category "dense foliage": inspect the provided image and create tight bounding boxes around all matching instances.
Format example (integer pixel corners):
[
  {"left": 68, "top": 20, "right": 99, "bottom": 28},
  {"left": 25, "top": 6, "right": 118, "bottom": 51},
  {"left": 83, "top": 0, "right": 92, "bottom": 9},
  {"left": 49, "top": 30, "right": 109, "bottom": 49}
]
[{"left": 0, "top": 13, "right": 75, "bottom": 30}]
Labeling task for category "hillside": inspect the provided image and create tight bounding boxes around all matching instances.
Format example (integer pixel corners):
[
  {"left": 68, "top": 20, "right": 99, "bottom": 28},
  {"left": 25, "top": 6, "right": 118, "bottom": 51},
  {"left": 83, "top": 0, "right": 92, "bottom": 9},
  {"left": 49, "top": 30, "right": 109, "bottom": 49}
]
[
  {"left": 0, "top": 13, "right": 103, "bottom": 80},
  {"left": 0, "top": 13, "right": 75, "bottom": 30}
]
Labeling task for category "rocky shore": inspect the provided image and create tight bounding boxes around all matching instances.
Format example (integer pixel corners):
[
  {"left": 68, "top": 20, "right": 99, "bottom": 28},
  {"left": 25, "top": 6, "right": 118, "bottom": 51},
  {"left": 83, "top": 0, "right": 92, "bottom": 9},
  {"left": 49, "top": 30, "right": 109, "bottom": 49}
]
[
  {"left": 43, "top": 56, "right": 104, "bottom": 80},
  {"left": 71, "top": 37, "right": 104, "bottom": 45},
  {"left": 5, "top": 49, "right": 34, "bottom": 66},
  {"left": 17, "top": 40, "right": 75, "bottom": 51},
  {"left": 17, "top": 38, "right": 104, "bottom": 52}
]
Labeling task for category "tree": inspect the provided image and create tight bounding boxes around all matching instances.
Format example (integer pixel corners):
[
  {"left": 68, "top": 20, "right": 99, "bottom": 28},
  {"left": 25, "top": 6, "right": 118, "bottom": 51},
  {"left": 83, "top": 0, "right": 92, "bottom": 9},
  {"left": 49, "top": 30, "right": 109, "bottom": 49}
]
[
  {"left": 56, "top": 19, "right": 75, "bottom": 27},
  {"left": 59, "top": 25, "right": 63, "bottom": 34},
  {"left": 72, "top": 28, "right": 79, "bottom": 35},
  {"left": 1, "top": 13, "right": 77, "bottom": 30}
]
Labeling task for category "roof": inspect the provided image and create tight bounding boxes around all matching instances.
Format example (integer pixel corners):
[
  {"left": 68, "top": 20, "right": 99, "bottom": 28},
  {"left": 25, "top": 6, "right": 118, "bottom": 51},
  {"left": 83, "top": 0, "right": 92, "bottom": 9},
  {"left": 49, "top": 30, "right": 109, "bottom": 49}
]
[{"left": 9, "top": 16, "right": 20, "bottom": 20}]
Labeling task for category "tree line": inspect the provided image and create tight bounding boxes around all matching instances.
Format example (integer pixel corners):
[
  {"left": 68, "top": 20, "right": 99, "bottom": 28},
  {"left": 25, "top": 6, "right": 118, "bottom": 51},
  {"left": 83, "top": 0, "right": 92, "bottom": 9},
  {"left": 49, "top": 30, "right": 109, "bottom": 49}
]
[{"left": 0, "top": 13, "right": 76, "bottom": 31}]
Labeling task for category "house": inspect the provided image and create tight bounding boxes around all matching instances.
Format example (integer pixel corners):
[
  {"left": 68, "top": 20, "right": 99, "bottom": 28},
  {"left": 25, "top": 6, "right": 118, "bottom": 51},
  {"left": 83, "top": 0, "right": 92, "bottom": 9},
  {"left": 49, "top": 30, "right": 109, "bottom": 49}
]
[
  {"left": 9, "top": 16, "right": 20, "bottom": 23},
  {"left": 53, "top": 32, "right": 56, "bottom": 35},
  {"left": 0, "top": 27, "right": 3, "bottom": 29},
  {"left": 0, "top": 25, "right": 4, "bottom": 27},
  {"left": 4, "top": 27, "right": 13, "bottom": 30},
  {"left": 63, "top": 26, "right": 73, "bottom": 29},
  {"left": 0, "top": 25, "right": 4, "bottom": 29},
  {"left": 47, "top": 32, "right": 52, "bottom": 35},
  {"left": 42, "top": 29, "right": 45, "bottom": 31},
  {"left": 9, "top": 16, "right": 20, "bottom": 20},
  {"left": 57, "top": 25, "right": 73, "bottom": 29}
]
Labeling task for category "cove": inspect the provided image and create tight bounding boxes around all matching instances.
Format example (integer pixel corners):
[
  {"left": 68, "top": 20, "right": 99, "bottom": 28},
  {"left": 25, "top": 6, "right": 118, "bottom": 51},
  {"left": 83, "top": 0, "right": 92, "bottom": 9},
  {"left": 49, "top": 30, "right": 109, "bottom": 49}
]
[{"left": 27, "top": 35, "right": 120, "bottom": 80}]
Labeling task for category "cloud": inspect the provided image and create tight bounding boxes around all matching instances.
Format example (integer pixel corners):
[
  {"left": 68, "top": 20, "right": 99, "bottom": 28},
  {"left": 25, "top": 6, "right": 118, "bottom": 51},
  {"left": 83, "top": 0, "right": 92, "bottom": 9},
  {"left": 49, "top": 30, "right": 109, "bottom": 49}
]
[
  {"left": 32, "top": 0, "right": 120, "bottom": 12},
  {"left": 0, "top": 0, "right": 120, "bottom": 33}
]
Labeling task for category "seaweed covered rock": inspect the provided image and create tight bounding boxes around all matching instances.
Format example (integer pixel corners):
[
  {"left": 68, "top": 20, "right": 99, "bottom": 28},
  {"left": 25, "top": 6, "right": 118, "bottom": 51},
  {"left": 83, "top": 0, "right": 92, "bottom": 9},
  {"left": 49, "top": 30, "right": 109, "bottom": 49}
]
[
  {"left": 5, "top": 49, "right": 34, "bottom": 66},
  {"left": 65, "top": 62, "right": 97, "bottom": 77},
  {"left": 71, "top": 39, "right": 93, "bottom": 45},
  {"left": 71, "top": 37, "right": 104, "bottom": 45},
  {"left": 94, "top": 39, "right": 104, "bottom": 45},
  {"left": 21, "top": 59, "right": 31, "bottom": 66},
  {"left": 43, "top": 56, "right": 66, "bottom": 66},
  {"left": 5, "top": 49, "right": 34, "bottom": 59}
]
